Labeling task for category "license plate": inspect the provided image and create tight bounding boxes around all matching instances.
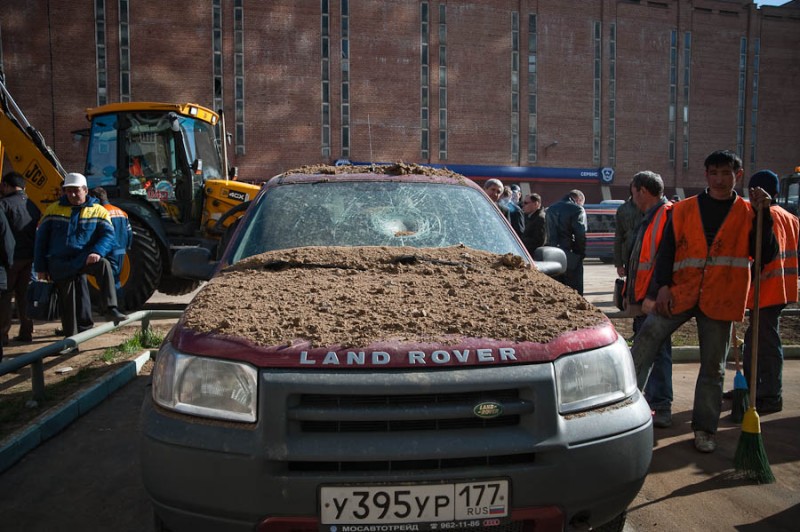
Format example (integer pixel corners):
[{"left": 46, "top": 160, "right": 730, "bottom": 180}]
[{"left": 319, "top": 479, "right": 509, "bottom": 527}]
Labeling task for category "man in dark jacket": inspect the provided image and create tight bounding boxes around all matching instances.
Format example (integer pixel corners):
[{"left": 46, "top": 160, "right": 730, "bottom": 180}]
[
  {"left": 546, "top": 189, "right": 587, "bottom": 294},
  {"left": 520, "top": 193, "right": 547, "bottom": 256},
  {"left": 0, "top": 207, "right": 15, "bottom": 361},
  {"left": 614, "top": 190, "right": 643, "bottom": 278},
  {"left": 0, "top": 172, "right": 40, "bottom": 344}
]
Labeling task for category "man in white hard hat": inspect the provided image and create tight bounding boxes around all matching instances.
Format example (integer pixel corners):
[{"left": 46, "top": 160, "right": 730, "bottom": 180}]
[{"left": 33, "top": 172, "right": 127, "bottom": 346}]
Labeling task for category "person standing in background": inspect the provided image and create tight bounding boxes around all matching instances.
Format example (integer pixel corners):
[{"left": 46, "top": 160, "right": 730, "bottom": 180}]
[
  {"left": 0, "top": 208, "right": 14, "bottom": 362},
  {"left": 0, "top": 172, "right": 39, "bottom": 344},
  {"left": 741, "top": 170, "right": 799, "bottom": 414},
  {"left": 546, "top": 189, "right": 587, "bottom": 294},
  {"left": 485, "top": 179, "right": 525, "bottom": 237},
  {"left": 624, "top": 171, "right": 674, "bottom": 428},
  {"left": 614, "top": 184, "right": 643, "bottom": 278},
  {"left": 92, "top": 187, "right": 133, "bottom": 307},
  {"left": 520, "top": 193, "right": 547, "bottom": 257}
]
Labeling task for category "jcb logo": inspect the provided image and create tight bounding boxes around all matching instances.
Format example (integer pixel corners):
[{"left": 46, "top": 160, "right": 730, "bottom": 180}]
[
  {"left": 227, "top": 189, "right": 248, "bottom": 202},
  {"left": 24, "top": 161, "right": 47, "bottom": 188}
]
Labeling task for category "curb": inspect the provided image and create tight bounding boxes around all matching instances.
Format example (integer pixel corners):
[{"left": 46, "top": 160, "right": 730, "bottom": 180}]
[{"left": 0, "top": 350, "right": 152, "bottom": 474}]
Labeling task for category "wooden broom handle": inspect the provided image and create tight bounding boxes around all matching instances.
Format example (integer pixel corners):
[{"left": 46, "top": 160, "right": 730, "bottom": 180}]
[{"left": 749, "top": 205, "right": 763, "bottom": 407}]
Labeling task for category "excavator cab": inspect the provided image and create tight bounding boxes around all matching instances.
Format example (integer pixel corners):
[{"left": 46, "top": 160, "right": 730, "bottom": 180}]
[{"left": 85, "top": 103, "right": 223, "bottom": 233}]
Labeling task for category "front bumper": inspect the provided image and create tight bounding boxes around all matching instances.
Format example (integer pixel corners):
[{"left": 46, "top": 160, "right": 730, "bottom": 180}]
[{"left": 141, "top": 362, "right": 652, "bottom": 531}]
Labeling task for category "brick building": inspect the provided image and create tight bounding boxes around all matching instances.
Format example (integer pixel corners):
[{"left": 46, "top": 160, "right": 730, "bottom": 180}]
[{"left": 1, "top": 0, "right": 798, "bottom": 204}]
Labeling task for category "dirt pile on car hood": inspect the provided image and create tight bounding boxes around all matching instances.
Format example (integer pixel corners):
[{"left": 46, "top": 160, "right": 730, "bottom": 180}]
[{"left": 181, "top": 245, "right": 607, "bottom": 348}]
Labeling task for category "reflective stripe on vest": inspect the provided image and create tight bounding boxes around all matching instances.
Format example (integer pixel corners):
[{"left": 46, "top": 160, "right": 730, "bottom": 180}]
[
  {"left": 634, "top": 202, "right": 672, "bottom": 302},
  {"left": 670, "top": 195, "right": 753, "bottom": 321},
  {"left": 746, "top": 205, "right": 800, "bottom": 309}
]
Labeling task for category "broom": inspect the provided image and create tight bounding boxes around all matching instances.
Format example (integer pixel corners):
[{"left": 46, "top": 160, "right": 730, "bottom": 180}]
[
  {"left": 730, "top": 324, "right": 749, "bottom": 424},
  {"left": 734, "top": 204, "right": 775, "bottom": 483}
]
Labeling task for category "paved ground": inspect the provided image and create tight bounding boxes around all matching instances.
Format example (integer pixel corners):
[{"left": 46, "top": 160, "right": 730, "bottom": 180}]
[{"left": 0, "top": 262, "right": 798, "bottom": 531}]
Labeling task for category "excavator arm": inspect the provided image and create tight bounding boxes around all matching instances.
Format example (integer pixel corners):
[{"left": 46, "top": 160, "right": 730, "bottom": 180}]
[{"left": 0, "top": 72, "right": 65, "bottom": 212}]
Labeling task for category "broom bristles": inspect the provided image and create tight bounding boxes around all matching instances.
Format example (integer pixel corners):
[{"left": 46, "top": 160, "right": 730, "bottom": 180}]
[{"left": 734, "top": 407, "right": 775, "bottom": 484}]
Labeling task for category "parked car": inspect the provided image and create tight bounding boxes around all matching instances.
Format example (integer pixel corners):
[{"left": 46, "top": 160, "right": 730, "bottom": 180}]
[
  {"left": 584, "top": 200, "right": 624, "bottom": 263},
  {"left": 140, "top": 164, "right": 652, "bottom": 532}
]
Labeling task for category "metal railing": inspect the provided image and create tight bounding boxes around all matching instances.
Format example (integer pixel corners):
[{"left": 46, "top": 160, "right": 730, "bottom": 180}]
[{"left": 0, "top": 310, "right": 183, "bottom": 402}]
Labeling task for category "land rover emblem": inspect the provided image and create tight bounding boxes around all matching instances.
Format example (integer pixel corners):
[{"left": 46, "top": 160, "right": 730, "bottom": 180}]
[{"left": 473, "top": 401, "right": 503, "bottom": 419}]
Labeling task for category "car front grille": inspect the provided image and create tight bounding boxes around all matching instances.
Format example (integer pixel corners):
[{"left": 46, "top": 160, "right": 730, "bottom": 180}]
[{"left": 293, "top": 388, "right": 525, "bottom": 433}]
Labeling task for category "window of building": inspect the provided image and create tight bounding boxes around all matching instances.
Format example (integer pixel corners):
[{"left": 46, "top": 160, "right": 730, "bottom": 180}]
[
  {"left": 592, "top": 21, "right": 602, "bottom": 165},
  {"left": 750, "top": 38, "right": 760, "bottom": 165},
  {"left": 511, "top": 12, "right": 519, "bottom": 162},
  {"left": 119, "top": 0, "right": 131, "bottom": 102},
  {"left": 682, "top": 32, "right": 691, "bottom": 169},
  {"left": 737, "top": 37, "right": 747, "bottom": 158},
  {"left": 527, "top": 14, "right": 537, "bottom": 163},
  {"left": 234, "top": 0, "right": 245, "bottom": 155},
  {"left": 341, "top": 0, "right": 350, "bottom": 158},
  {"left": 438, "top": 4, "right": 447, "bottom": 160},
  {"left": 420, "top": 2, "right": 429, "bottom": 160},
  {"left": 321, "top": 1, "right": 331, "bottom": 158},
  {"left": 212, "top": 0, "right": 223, "bottom": 114},
  {"left": 608, "top": 23, "right": 616, "bottom": 167},
  {"left": 95, "top": 0, "right": 108, "bottom": 105},
  {"left": 668, "top": 29, "right": 677, "bottom": 166}
]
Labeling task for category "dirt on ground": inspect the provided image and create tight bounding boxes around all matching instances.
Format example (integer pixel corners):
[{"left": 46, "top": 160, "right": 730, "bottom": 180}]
[
  {"left": 0, "top": 319, "right": 172, "bottom": 441},
  {"left": 183, "top": 245, "right": 607, "bottom": 348}
]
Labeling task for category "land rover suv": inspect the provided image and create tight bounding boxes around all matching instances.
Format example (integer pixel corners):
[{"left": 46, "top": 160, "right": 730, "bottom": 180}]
[{"left": 140, "top": 164, "right": 652, "bottom": 532}]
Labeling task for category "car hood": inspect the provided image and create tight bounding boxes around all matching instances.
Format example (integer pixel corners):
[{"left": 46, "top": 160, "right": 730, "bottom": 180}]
[{"left": 171, "top": 245, "right": 617, "bottom": 368}]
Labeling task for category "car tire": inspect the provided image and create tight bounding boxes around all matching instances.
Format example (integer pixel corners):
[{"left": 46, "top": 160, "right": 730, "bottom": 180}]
[
  {"left": 87, "top": 218, "right": 163, "bottom": 311},
  {"left": 593, "top": 511, "right": 626, "bottom": 532}
]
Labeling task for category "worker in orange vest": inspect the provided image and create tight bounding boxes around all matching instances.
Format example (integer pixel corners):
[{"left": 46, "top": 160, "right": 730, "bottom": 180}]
[
  {"left": 630, "top": 150, "right": 778, "bottom": 454},
  {"left": 623, "top": 171, "right": 673, "bottom": 428},
  {"left": 91, "top": 187, "right": 133, "bottom": 305},
  {"left": 742, "top": 170, "right": 799, "bottom": 414}
]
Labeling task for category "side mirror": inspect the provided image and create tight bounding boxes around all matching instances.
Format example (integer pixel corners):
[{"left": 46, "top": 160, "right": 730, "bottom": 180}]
[
  {"left": 533, "top": 246, "right": 567, "bottom": 277},
  {"left": 172, "top": 247, "right": 218, "bottom": 281}
]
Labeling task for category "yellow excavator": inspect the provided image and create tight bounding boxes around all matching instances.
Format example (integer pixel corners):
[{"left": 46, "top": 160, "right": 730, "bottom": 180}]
[{"left": 0, "top": 72, "right": 261, "bottom": 310}]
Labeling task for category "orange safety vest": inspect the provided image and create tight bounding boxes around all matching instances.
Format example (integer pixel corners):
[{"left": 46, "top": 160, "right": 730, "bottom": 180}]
[
  {"left": 746, "top": 204, "right": 799, "bottom": 309},
  {"left": 670, "top": 195, "right": 754, "bottom": 321},
  {"left": 634, "top": 201, "right": 673, "bottom": 302}
]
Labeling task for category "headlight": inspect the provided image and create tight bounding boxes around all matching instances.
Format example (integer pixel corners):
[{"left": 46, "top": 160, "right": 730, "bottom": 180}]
[
  {"left": 152, "top": 343, "right": 258, "bottom": 422},
  {"left": 554, "top": 336, "right": 637, "bottom": 414}
]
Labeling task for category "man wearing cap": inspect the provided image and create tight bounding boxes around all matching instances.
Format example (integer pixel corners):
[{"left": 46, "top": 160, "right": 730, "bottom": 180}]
[
  {"left": 742, "top": 169, "right": 799, "bottom": 414},
  {"left": 34, "top": 172, "right": 127, "bottom": 342},
  {"left": 630, "top": 150, "right": 777, "bottom": 453},
  {"left": 0, "top": 172, "right": 40, "bottom": 344}
]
